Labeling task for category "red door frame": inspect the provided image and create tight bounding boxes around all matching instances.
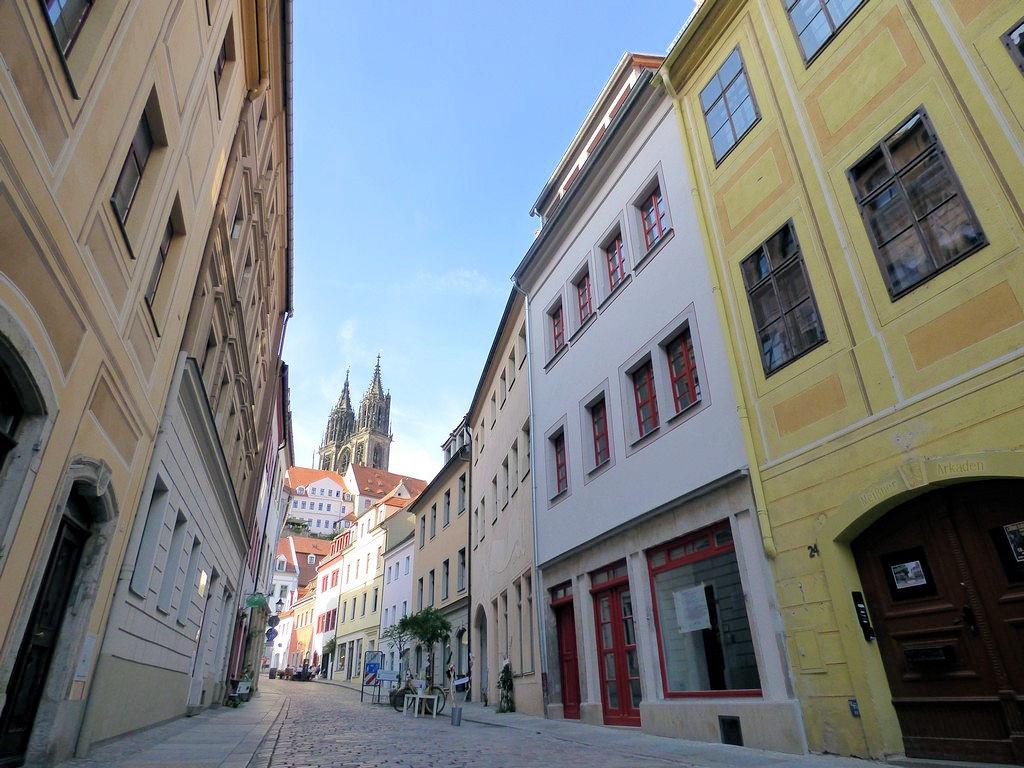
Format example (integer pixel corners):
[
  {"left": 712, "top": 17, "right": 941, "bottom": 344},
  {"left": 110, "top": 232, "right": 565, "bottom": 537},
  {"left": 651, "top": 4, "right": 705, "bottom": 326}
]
[
  {"left": 591, "top": 562, "right": 641, "bottom": 726},
  {"left": 554, "top": 603, "right": 581, "bottom": 719}
]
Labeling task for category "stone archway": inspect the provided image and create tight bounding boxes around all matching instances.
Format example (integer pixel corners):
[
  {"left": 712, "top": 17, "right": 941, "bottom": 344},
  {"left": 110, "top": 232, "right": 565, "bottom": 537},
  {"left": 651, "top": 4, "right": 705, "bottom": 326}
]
[{"left": 0, "top": 457, "right": 119, "bottom": 766}]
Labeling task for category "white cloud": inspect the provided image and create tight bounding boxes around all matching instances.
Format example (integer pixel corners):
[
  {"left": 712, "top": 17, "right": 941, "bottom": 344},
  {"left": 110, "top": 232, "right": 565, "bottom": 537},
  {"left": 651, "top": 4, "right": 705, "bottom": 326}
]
[{"left": 408, "top": 267, "right": 501, "bottom": 297}]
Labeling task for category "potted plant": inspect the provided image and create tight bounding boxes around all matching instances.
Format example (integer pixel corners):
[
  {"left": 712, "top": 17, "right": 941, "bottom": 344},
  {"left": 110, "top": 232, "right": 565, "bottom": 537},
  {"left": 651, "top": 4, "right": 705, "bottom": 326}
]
[{"left": 497, "top": 659, "right": 515, "bottom": 713}]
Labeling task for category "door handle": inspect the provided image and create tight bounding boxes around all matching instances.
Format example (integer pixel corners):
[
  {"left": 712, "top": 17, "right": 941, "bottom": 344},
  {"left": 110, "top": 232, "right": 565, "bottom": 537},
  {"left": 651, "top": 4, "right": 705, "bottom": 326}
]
[{"left": 953, "top": 604, "right": 979, "bottom": 636}]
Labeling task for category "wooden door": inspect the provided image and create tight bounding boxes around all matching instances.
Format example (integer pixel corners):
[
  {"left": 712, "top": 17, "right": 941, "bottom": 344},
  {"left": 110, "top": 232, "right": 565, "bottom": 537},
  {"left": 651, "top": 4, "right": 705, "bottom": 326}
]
[
  {"left": 593, "top": 584, "right": 641, "bottom": 726},
  {"left": 0, "top": 499, "right": 89, "bottom": 767},
  {"left": 853, "top": 481, "right": 1024, "bottom": 764},
  {"left": 555, "top": 604, "right": 581, "bottom": 719}
]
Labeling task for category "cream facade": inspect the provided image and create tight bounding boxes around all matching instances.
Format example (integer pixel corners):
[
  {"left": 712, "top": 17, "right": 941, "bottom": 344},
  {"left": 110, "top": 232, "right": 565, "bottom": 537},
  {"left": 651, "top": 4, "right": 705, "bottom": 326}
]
[
  {"left": 409, "top": 428, "right": 471, "bottom": 683},
  {"left": 467, "top": 291, "right": 542, "bottom": 714},
  {"left": 0, "top": 0, "right": 291, "bottom": 764}
]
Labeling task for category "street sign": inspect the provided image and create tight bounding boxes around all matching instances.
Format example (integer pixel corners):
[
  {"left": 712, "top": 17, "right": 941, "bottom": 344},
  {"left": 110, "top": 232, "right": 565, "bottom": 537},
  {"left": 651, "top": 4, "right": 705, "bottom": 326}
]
[
  {"left": 267, "top": 615, "right": 280, "bottom": 628},
  {"left": 265, "top": 628, "right": 278, "bottom": 642},
  {"left": 363, "top": 661, "right": 380, "bottom": 686},
  {"left": 377, "top": 668, "right": 398, "bottom": 683}
]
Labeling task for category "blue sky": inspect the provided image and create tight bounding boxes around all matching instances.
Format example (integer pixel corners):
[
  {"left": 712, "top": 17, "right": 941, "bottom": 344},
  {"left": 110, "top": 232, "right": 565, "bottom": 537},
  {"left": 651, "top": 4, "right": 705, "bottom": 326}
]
[{"left": 286, "top": 1, "right": 695, "bottom": 481}]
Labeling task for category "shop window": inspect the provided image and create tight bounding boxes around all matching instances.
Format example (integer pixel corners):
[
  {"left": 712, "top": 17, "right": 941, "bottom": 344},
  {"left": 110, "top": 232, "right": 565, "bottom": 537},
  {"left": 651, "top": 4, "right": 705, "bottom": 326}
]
[
  {"left": 848, "top": 109, "right": 987, "bottom": 299},
  {"left": 647, "top": 522, "right": 761, "bottom": 695}
]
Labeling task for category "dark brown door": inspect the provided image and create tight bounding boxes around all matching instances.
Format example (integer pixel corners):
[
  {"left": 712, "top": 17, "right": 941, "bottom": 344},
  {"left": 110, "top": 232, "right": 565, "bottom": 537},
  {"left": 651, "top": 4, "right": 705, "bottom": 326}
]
[
  {"left": 593, "top": 584, "right": 641, "bottom": 726},
  {"left": 0, "top": 497, "right": 90, "bottom": 767},
  {"left": 555, "top": 604, "right": 581, "bottom": 719},
  {"left": 853, "top": 481, "right": 1024, "bottom": 764}
]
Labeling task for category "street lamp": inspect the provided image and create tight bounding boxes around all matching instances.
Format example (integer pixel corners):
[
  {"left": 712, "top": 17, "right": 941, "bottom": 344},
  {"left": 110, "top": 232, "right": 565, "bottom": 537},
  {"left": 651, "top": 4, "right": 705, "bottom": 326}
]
[{"left": 275, "top": 597, "right": 284, "bottom": 613}]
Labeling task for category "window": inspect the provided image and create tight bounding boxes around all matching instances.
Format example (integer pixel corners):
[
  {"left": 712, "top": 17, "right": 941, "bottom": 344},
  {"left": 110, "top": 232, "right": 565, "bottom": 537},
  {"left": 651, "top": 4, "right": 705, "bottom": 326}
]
[
  {"left": 521, "top": 421, "right": 531, "bottom": 479},
  {"left": 214, "top": 39, "right": 228, "bottom": 88},
  {"left": 639, "top": 186, "right": 668, "bottom": 251},
  {"left": 430, "top": 504, "right": 437, "bottom": 538},
  {"left": 490, "top": 475, "right": 498, "bottom": 523},
  {"left": 442, "top": 559, "right": 450, "bottom": 601},
  {"left": 631, "top": 360, "right": 659, "bottom": 437},
  {"left": 419, "top": 515, "right": 425, "bottom": 547},
  {"left": 604, "top": 232, "right": 626, "bottom": 290},
  {"left": 457, "top": 548, "right": 466, "bottom": 592},
  {"left": 360, "top": 591, "right": 366, "bottom": 615},
  {"left": 44, "top": 0, "right": 93, "bottom": 56},
  {"left": 404, "top": 555, "right": 410, "bottom": 574},
  {"left": 524, "top": 572, "right": 534, "bottom": 673},
  {"left": 458, "top": 473, "right": 466, "bottom": 515},
  {"left": 275, "top": 557, "right": 286, "bottom": 572},
  {"left": 785, "top": 0, "right": 865, "bottom": 61},
  {"left": 575, "top": 271, "right": 593, "bottom": 323},
  {"left": 590, "top": 397, "right": 610, "bottom": 466},
  {"left": 130, "top": 477, "right": 170, "bottom": 596},
  {"left": 417, "top": 578, "right": 423, "bottom": 610},
  {"left": 517, "top": 324, "right": 527, "bottom": 366},
  {"left": 372, "top": 587, "right": 379, "bottom": 612},
  {"left": 552, "top": 431, "right": 567, "bottom": 496},
  {"left": 480, "top": 498, "right": 486, "bottom": 540},
  {"left": 1005, "top": 18, "right": 1024, "bottom": 74},
  {"left": 700, "top": 48, "right": 758, "bottom": 163},
  {"left": 490, "top": 392, "right": 497, "bottom": 424},
  {"left": 848, "top": 110, "right": 987, "bottom": 299},
  {"left": 443, "top": 489, "right": 451, "bottom": 526},
  {"left": 666, "top": 328, "right": 701, "bottom": 412},
  {"left": 428, "top": 569, "right": 435, "bottom": 607},
  {"left": 321, "top": 575, "right": 328, "bottom": 591},
  {"left": 112, "top": 112, "right": 155, "bottom": 225},
  {"left": 550, "top": 302, "right": 565, "bottom": 354},
  {"left": 648, "top": 522, "right": 761, "bottom": 695},
  {"left": 307, "top": 554, "right": 316, "bottom": 564},
  {"left": 291, "top": 500, "right": 297, "bottom": 509},
  {"left": 741, "top": 222, "right": 826, "bottom": 374},
  {"left": 330, "top": 570, "right": 339, "bottom": 588},
  {"left": 500, "top": 370, "right": 507, "bottom": 403},
  {"left": 501, "top": 458, "right": 509, "bottom": 508},
  {"left": 341, "top": 601, "right": 346, "bottom": 622}
]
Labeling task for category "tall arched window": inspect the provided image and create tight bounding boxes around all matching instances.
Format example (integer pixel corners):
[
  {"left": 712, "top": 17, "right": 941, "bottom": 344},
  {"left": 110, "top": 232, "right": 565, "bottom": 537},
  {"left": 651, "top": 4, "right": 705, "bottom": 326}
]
[
  {"left": 372, "top": 444, "right": 381, "bottom": 469},
  {"left": 0, "top": 368, "right": 23, "bottom": 471}
]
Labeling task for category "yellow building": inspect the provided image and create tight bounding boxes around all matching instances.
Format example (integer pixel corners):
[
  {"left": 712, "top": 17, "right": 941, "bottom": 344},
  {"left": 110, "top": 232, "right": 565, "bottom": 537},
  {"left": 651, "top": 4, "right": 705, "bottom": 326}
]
[
  {"left": 661, "top": 1, "right": 1024, "bottom": 762},
  {"left": 409, "top": 424, "right": 471, "bottom": 682},
  {"left": 0, "top": 0, "right": 290, "bottom": 763}
]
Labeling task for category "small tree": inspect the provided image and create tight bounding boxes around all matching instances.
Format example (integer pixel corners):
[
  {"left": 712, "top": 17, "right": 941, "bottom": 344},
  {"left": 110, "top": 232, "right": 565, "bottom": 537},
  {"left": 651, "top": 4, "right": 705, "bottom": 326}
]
[
  {"left": 400, "top": 608, "right": 451, "bottom": 685},
  {"left": 380, "top": 622, "right": 415, "bottom": 676}
]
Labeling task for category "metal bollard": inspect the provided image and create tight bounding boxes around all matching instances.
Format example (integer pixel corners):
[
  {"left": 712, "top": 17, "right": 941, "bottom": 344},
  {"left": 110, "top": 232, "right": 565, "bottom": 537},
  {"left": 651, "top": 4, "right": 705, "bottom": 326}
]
[{"left": 450, "top": 705, "right": 462, "bottom": 726}]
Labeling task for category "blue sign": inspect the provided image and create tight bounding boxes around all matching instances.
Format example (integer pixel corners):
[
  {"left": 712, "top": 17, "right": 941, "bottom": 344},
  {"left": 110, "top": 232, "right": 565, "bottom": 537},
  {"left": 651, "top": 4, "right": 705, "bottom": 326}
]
[
  {"left": 265, "top": 628, "right": 278, "bottom": 642},
  {"left": 364, "top": 661, "right": 380, "bottom": 675}
]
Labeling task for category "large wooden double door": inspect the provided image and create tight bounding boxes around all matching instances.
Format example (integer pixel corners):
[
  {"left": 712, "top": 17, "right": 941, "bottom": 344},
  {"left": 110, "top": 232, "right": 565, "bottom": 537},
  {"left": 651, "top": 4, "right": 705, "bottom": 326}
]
[{"left": 853, "top": 481, "right": 1024, "bottom": 764}]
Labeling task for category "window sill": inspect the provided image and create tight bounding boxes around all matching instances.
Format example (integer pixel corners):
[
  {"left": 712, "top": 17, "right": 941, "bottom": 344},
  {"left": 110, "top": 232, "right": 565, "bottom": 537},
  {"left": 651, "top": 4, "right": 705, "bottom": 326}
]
[
  {"left": 666, "top": 399, "right": 701, "bottom": 426},
  {"left": 597, "top": 273, "right": 631, "bottom": 313},
  {"left": 543, "top": 343, "right": 569, "bottom": 371},
  {"left": 587, "top": 457, "right": 611, "bottom": 476},
  {"left": 568, "top": 312, "right": 596, "bottom": 345},
  {"left": 510, "top": 486, "right": 518, "bottom": 499},
  {"left": 633, "top": 228, "right": 674, "bottom": 276},
  {"left": 629, "top": 425, "right": 660, "bottom": 449},
  {"left": 548, "top": 488, "right": 569, "bottom": 507}
]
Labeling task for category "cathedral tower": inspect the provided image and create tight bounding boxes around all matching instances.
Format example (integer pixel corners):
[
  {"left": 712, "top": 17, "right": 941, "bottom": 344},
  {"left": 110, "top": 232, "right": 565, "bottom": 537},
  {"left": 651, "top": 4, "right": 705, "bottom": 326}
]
[{"left": 318, "top": 357, "right": 392, "bottom": 473}]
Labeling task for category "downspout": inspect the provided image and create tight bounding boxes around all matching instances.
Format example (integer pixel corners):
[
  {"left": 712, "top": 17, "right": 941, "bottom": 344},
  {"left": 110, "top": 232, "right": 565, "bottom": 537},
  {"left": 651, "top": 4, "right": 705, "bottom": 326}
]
[
  {"left": 246, "top": 0, "right": 271, "bottom": 101},
  {"left": 657, "top": 67, "right": 777, "bottom": 558},
  {"left": 511, "top": 277, "right": 550, "bottom": 715}
]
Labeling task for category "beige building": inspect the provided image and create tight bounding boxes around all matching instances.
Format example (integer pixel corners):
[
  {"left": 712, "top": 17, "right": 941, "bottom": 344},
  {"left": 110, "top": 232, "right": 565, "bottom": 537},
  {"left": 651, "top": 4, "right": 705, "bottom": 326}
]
[
  {"left": 467, "top": 290, "right": 542, "bottom": 714},
  {"left": 0, "top": 1, "right": 291, "bottom": 764},
  {"left": 409, "top": 423, "right": 471, "bottom": 683}
]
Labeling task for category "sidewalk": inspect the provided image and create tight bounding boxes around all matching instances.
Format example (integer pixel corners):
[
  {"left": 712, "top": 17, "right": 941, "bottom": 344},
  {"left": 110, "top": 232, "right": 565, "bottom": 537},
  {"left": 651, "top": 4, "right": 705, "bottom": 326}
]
[
  {"left": 319, "top": 678, "right": 882, "bottom": 768},
  {"left": 56, "top": 687, "right": 286, "bottom": 768}
]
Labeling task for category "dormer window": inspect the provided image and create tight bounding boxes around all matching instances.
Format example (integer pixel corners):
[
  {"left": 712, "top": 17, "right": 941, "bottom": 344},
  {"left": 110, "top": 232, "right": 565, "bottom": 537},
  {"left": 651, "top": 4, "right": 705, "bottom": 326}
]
[{"left": 307, "top": 554, "right": 315, "bottom": 565}]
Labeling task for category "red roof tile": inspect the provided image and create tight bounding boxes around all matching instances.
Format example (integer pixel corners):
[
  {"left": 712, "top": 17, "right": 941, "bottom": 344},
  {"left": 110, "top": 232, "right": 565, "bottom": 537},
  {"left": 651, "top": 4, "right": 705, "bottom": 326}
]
[
  {"left": 284, "top": 466, "right": 348, "bottom": 495},
  {"left": 349, "top": 464, "right": 426, "bottom": 499}
]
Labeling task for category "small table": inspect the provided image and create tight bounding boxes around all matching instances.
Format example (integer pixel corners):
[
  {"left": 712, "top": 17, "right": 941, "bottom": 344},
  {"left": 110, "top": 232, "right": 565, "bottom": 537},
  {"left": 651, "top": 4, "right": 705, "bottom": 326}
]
[{"left": 403, "top": 691, "right": 438, "bottom": 718}]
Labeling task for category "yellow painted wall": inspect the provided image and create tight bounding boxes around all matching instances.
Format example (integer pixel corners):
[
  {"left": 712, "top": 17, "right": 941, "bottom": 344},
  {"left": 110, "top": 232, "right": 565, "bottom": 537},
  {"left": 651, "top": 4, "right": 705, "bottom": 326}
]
[{"left": 664, "top": 0, "right": 1024, "bottom": 758}]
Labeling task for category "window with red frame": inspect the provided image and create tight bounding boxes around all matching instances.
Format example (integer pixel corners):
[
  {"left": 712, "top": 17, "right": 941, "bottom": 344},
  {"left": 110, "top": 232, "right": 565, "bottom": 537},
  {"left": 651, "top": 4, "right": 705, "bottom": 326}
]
[
  {"left": 330, "top": 570, "right": 339, "bottom": 588},
  {"left": 590, "top": 398, "right": 609, "bottom": 466},
  {"left": 631, "top": 360, "right": 658, "bottom": 437},
  {"left": 605, "top": 233, "right": 626, "bottom": 290},
  {"left": 550, "top": 304, "right": 565, "bottom": 353},
  {"left": 576, "top": 272, "right": 592, "bottom": 323},
  {"left": 666, "top": 328, "right": 700, "bottom": 413},
  {"left": 321, "top": 575, "right": 328, "bottom": 591},
  {"left": 640, "top": 187, "right": 667, "bottom": 250},
  {"left": 553, "top": 432, "right": 567, "bottom": 495},
  {"left": 647, "top": 521, "right": 761, "bottom": 695}
]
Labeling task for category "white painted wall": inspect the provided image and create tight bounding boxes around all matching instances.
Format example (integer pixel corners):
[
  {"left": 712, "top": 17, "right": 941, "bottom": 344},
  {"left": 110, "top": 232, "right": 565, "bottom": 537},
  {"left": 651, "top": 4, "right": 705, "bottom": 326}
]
[
  {"left": 523, "top": 92, "right": 747, "bottom": 566},
  {"left": 379, "top": 535, "right": 414, "bottom": 673},
  {"left": 287, "top": 477, "right": 350, "bottom": 533}
]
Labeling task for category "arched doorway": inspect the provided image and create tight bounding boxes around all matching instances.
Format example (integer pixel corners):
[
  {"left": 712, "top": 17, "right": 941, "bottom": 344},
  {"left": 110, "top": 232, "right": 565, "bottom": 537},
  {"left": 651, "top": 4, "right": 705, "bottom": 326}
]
[
  {"left": 852, "top": 480, "right": 1024, "bottom": 764},
  {"left": 474, "top": 606, "right": 488, "bottom": 703}
]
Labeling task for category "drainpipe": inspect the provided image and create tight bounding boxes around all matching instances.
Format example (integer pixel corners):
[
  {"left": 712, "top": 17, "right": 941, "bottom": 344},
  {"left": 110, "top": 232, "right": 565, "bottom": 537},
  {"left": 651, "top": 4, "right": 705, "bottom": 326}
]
[
  {"left": 511, "top": 277, "right": 550, "bottom": 715},
  {"left": 657, "top": 68, "right": 777, "bottom": 558}
]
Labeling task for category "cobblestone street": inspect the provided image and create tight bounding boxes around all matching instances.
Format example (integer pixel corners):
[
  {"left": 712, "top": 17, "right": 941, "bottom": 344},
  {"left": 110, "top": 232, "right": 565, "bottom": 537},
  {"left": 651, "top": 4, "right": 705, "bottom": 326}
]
[{"left": 62, "top": 678, "right": 894, "bottom": 768}]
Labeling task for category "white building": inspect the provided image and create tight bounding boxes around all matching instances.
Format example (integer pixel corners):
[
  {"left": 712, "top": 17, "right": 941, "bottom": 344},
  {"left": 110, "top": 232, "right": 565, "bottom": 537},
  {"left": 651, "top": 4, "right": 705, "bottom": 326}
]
[
  {"left": 284, "top": 467, "right": 351, "bottom": 534},
  {"left": 379, "top": 523, "right": 415, "bottom": 675},
  {"left": 513, "top": 54, "right": 801, "bottom": 752}
]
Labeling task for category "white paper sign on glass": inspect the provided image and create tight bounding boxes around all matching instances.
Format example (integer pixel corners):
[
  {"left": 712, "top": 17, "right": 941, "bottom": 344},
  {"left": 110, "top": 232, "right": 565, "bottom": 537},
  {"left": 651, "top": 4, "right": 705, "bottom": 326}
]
[{"left": 674, "top": 585, "right": 711, "bottom": 634}]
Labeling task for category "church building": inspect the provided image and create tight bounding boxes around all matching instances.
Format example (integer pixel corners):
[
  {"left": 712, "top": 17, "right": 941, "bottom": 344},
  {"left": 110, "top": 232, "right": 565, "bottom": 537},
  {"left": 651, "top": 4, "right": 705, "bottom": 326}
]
[{"left": 319, "top": 357, "right": 393, "bottom": 473}]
